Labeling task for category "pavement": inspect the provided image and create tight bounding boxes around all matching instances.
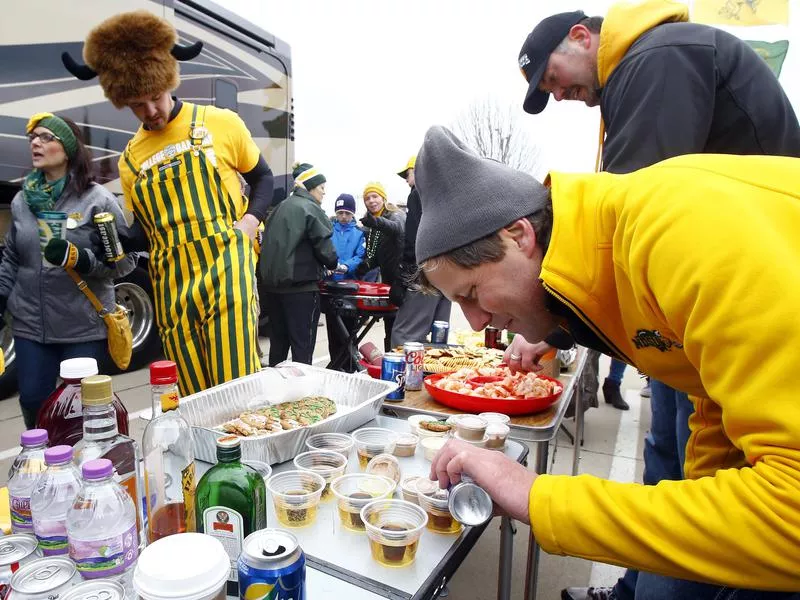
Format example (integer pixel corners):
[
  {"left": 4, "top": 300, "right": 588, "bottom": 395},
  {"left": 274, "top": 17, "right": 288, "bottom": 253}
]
[{"left": 0, "top": 306, "right": 650, "bottom": 600}]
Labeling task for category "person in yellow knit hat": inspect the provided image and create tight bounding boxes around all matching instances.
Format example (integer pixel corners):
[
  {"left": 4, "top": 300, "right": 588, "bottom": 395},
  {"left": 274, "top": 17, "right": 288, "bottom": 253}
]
[
  {"left": 355, "top": 181, "right": 405, "bottom": 350},
  {"left": 61, "top": 11, "right": 274, "bottom": 395},
  {"left": 417, "top": 126, "right": 800, "bottom": 599}
]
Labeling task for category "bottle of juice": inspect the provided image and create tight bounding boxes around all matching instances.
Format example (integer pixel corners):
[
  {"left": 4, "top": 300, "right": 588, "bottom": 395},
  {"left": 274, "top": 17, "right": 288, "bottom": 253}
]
[
  {"left": 142, "top": 361, "right": 196, "bottom": 543},
  {"left": 195, "top": 436, "right": 266, "bottom": 598},
  {"left": 67, "top": 458, "right": 139, "bottom": 594},
  {"left": 7, "top": 429, "right": 48, "bottom": 533},
  {"left": 31, "top": 445, "right": 81, "bottom": 555},
  {"left": 72, "top": 375, "right": 145, "bottom": 552},
  {"left": 37, "top": 358, "right": 129, "bottom": 446}
]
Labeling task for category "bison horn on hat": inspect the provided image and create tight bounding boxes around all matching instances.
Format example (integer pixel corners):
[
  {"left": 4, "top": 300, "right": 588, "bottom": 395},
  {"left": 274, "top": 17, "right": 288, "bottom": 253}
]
[{"left": 61, "top": 40, "right": 204, "bottom": 81}]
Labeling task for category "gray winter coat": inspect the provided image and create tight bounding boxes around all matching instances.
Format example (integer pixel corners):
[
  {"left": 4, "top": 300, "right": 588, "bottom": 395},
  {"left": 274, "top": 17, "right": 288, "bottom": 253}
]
[{"left": 0, "top": 183, "right": 137, "bottom": 344}]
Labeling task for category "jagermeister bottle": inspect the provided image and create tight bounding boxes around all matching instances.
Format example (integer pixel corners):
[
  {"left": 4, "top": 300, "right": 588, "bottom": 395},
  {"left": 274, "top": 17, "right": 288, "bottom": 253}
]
[{"left": 195, "top": 435, "right": 266, "bottom": 597}]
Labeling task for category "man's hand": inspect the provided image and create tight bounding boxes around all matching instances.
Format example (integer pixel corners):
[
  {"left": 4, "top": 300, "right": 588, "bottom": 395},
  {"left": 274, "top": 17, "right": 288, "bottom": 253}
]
[
  {"left": 335, "top": 263, "right": 349, "bottom": 275},
  {"left": 504, "top": 335, "right": 553, "bottom": 373},
  {"left": 429, "top": 438, "right": 535, "bottom": 524},
  {"left": 234, "top": 214, "right": 260, "bottom": 240},
  {"left": 44, "top": 239, "right": 92, "bottom": 274}
]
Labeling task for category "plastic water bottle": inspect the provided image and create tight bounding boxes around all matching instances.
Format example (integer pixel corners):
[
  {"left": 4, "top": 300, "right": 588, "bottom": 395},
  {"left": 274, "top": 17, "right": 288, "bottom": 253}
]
[
  {"left": 31, "top": 445, "right": 81, "bottom": 556},
  {"left": 67, "top": 458, "right": 139, "bottom": 593},
  {"left": 8, "top": 429, "right": 48, "bottom": 534}
]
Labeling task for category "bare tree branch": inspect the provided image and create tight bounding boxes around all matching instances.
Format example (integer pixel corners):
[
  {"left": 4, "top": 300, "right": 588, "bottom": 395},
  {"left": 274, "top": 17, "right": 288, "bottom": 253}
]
[{"left": 452, "top": 98, "right": 541, "bottom": 174}]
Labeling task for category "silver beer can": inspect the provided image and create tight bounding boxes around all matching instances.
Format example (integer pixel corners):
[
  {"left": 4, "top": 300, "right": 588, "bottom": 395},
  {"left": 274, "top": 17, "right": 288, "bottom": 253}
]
[
  {"left": 448, "top": 477, "right": 493, "bottom": 526},
  {"left": 403, "top": 342, "right": 425, "bottom": 391},
  {"left": 8, "top": 556, "right": 81, "bottom": 599},
  {"left": 58, "top": 579, "right": 126, "bottom": 600},
  {"left": 0, "top": 535, "right": 39, "bottom": 594}
]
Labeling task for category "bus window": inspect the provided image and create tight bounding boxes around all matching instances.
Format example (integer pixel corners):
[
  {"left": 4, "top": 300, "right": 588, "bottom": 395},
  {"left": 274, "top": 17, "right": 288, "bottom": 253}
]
[{"left": 215, "top": 79, "right": 238, "bottom": 112}]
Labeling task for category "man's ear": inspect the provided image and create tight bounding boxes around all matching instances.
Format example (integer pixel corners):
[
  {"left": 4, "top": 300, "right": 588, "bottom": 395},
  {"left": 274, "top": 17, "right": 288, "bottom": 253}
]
[
  {"left": 568, "top": 24, "right": 592, "bottom": 49},
  {"left": 502, "top": 218, "right": 537, "bottom": 257}
]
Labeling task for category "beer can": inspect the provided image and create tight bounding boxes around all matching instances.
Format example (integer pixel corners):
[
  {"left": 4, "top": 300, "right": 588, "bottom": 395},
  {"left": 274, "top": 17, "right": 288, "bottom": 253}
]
[
  {"left": 484, "top": 327, "right": 500, "bottom": 349},
  {"left": 93, "top": 212, "right": 125, "bottom": 263},
  {"left": 448, "top": 477, "right": 493, "bottom": 527},
  {"left": 403, "top": 342, "right": 425, "bottom": 391},
  {"left": 0, "top": 535, "right": 39, "bottom": 597},
  {"left": 58, "top": 580, "right": 126, "bottom": 600},
  {"left": 381, "top": 352, "right": 406, "bottom": 401},
  {"left": 430, "top": 320, "right": 450, "bottom": 344},
  {"left": 8, "top": 556, "right": 81, "bottom": 599},
  {"left": 238, "top": 529, "right": 305, "bottom": 600}
]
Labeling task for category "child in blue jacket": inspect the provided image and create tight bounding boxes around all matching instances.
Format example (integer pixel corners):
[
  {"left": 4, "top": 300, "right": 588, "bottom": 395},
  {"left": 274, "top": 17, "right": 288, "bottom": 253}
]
[{"left": 330, "top": 194, "right": 365, "bottom": 280}]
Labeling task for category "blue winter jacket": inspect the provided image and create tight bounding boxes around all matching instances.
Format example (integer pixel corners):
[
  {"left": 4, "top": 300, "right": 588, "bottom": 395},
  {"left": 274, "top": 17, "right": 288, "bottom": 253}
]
[{"left": 331, "top": 220, "right": 365, "bottom": 280}]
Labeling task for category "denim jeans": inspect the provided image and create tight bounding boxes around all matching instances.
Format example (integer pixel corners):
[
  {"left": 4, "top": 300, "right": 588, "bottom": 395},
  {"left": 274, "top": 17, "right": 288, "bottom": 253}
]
[
  {"left": 614, "top": 380, "right": 695, "bottom": 600},
  {"left": 607, "top": 358, "right": 627, "bottom": 386},
  {"left": 15, "top": 337, "right": 109, "bottom": 429}
]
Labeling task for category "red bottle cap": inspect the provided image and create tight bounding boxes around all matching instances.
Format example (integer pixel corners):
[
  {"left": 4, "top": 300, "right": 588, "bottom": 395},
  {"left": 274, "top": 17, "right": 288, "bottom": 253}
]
[{"left": 150, "top": 361, "right": 178, "bottom": 385}]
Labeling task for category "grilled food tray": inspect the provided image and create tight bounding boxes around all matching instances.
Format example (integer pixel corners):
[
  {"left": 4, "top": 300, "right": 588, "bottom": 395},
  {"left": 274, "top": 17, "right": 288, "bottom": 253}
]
[{"left": 150, "top": 363, "right": 398, "bottom": 465}]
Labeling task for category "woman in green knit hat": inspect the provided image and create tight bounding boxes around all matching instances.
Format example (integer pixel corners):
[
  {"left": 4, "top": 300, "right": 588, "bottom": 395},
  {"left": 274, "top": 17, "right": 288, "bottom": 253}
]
[{"left": 0, "top": 113, "right": 136, "bottom": 427}]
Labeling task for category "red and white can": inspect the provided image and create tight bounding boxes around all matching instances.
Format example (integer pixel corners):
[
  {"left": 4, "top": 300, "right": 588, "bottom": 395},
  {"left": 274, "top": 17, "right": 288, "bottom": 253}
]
[
  {"left": 0, "top": 535, "right": 39, "bottom": 599},
  {"left": 7, "top": 556, "right": 81, "bottom": 599},
  {"left": 403, "top": 342, "right": 425, "bottom": 391}
]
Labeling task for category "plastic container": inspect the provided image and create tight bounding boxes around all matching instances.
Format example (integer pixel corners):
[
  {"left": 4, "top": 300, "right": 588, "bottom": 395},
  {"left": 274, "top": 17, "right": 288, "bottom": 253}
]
[
  {"left": 8, "top": 430, "right": 48, "bottom": 534},
  {"left": 352, "top": 428, "right": 398, "bottom": 470},
  {"left": 330, "top": 474, "right": 394, "bottom": 531},
  {"left": 30, "top": 445, "right": 81, "bottom": 556},
  {"left": 454, "top": 415, "right": 488, "bottom": 441},
  {"left": 361, "top": 499, "right": 428, "bottom": 567},
  {"left": 421, "top": 436, "right": 447, "bottom": 461},
  {"left": 133, "top": 532, "right": 229, "bottom": 600},
  {"left": 305, "top": 432, "right": 354, "bottom": 458},
  {"left": 392, "top": 433, "right": 419, "bottom": 457},
  {"left": 485, "top": 423, "right": 510, "bottom": 449},
  {"left": 293, "top": 450, "right": 347, "bottom": 502},
  {"left": 266, "top": 470, "right": 325, "bottom": 528},
  {"left": 479, "top": 412, "right": 511, "bottom": 426},
  {"left": 366, "top": 454, "right": 401, "bottom": 488},
  {"left": 242, "top": 459, "right": 273, "bottom": 485},
  {"left": 417, "top": 482, "right": 462, "bottom": 535},
  {"left": 36, "top": 358, "right": 129, "bottom": 447},
  {"left": 66, "top": 459, "right": 139, "bottom": 590},
  {"left": 400, "top": 476, "right": 423, "bottom": 504},
  {"left": 453, "top": 431, "right": 488, "bottom": 448}
]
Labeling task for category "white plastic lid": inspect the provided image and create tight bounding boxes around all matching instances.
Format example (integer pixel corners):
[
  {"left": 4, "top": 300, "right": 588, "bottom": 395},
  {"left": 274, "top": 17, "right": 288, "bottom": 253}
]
[
  {"left": 60, "top": 357, "right": 99, "bottom": 380},
  {"left": 133, "top": 533, "right": 229, "bottom": 600}
]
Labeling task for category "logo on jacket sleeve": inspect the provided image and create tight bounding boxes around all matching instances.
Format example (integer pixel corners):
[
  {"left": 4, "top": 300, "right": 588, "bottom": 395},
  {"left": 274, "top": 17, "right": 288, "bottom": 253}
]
[{"left": 632, "top": 329, "right": 684, "bottom": 352}]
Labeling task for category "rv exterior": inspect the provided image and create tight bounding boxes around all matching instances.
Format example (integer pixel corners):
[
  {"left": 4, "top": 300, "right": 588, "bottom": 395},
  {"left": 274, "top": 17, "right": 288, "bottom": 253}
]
[{"left": 0, "top": 0, "right": 294, "bottom": 396}]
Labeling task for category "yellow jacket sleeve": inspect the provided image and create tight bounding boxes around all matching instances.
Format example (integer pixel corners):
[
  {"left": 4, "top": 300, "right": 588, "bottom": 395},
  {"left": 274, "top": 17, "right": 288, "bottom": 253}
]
[{"left": 531, "top": 160, "right": 800, "bottom": 590}]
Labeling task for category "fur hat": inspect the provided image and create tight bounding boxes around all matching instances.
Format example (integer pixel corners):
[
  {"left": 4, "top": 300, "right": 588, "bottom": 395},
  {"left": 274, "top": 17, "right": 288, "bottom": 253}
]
[{"left": 61, "top": 11, "right": 203, "bottom": 109}]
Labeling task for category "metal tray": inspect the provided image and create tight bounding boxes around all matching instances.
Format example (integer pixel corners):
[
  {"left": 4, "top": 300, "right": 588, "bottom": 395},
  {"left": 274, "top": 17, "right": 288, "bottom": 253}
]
[{"left": 167, "top": 362, "right": 397, "bottom": 465}]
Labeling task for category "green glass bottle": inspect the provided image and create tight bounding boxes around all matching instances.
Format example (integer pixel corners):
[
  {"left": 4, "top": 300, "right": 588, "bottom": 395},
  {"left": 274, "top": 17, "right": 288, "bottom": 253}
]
[{"left": 195, "top": 435, "right": 266, "bottom": 597}]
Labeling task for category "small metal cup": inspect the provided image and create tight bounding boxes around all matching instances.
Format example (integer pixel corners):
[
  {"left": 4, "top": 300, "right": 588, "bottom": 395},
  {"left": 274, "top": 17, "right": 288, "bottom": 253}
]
[{"left": 447, "top": 476, "right": 493, "bottom": 526}]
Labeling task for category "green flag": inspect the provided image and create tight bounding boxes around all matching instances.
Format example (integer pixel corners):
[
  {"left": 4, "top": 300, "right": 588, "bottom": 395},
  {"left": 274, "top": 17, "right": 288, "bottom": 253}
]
[{"left": 746, "top": 40, "right": 790, "bottom": 78}]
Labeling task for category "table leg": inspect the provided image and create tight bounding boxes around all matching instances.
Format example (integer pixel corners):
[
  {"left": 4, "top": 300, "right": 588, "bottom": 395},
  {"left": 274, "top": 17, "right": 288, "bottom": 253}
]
[
  {"left": 524, "top": 441, "right": 549, "bottom": 600},
  {"left": 572, "top": 387, "right": 585, "bottom": 476},
  {"left": 497, "top": 517, "right": 514, "bottom": 600}
]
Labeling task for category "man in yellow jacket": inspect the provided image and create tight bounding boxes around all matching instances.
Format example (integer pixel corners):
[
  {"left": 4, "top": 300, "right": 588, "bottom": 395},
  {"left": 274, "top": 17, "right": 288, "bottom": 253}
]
[{"left": 417, "top": 126, "right": 800, "bottom": 599}]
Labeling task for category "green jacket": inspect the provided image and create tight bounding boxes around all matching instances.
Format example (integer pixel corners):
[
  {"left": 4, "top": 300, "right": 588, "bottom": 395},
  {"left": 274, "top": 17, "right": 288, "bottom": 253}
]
[{"left": 261, "top": 188, "right": 338, "bottom": 292}]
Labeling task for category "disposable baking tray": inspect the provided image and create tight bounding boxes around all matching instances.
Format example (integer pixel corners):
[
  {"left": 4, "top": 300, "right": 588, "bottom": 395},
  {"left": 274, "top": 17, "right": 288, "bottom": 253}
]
[{"left": 162, "top": 362, "right": 398, "bottom": 465}]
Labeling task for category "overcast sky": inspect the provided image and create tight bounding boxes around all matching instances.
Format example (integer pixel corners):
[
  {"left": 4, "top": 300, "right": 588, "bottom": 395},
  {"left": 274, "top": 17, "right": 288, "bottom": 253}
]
[{"left": 220, "top": 0, "right": 799, "bottom": 216}]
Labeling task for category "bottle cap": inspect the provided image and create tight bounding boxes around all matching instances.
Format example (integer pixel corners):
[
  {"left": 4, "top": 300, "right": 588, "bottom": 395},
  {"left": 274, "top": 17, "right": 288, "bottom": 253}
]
[
  {"left": 150, "top": 361, "right": 178, "bottom": 385},
  {"left": 44, "top": 445, "right": 73, "bottom": 465},
  {"left": 80, "top": 375, "right": 113, "bottom": 406},
  {"left": 82, "top": 458, "right": 113, "bottom": 480},
  {"left": 20, "top": 429, "right": 48, "bottom": 447},
  {"left": 59, "top": 357, "right": 99, "bottom": 380},
  {"left": 216, "top": 435, "right": 241, "bottom": 450}
]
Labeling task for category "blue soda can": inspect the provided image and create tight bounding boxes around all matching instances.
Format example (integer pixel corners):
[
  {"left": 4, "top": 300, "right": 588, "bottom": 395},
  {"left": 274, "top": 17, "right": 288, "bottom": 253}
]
[
  {"left": 431, "top": 320, "right": 450, "bottom": 344},
  {"left": 238, "top": 529, "right": 306, "bottom": 600},
  {"left": 381, "top": 352, "right": 406, "bottom": 401}
]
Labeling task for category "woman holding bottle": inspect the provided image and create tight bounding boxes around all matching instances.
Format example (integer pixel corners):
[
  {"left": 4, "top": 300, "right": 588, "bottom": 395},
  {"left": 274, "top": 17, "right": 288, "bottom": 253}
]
[{"left": 0, "top": 113, "right": 136, "bottom": 427}]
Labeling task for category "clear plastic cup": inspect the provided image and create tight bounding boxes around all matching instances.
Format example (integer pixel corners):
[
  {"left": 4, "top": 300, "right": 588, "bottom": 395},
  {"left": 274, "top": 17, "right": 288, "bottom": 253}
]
[
  {"left": 305, "top": 432, "right": 354, "bottom": 458},
  {"left": 352, "top": 428, "right": 398, "bottom": 470},
  {"left": 242, "top": 459, "right": 273, "bottom": 486},
  {"left": 293, "top": 450, "right": 347, "bottom": 502},
  {"left": 416, "top": 482, "right": 462, "bottom": 535},
  {"left": 266, "top": 470, "right": 325, "bottom": 528},
  {"left": 361, "top": 499, "right": 428, "bottom": 568},
  {"left": 330, "top": 473, "right": 394, "bottom": 532}
]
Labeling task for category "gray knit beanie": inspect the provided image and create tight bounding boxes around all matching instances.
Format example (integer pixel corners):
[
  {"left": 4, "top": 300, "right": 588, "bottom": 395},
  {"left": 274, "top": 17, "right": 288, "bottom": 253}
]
[{"left": 414, "top": 125, "right": 549, "bottom": 264}]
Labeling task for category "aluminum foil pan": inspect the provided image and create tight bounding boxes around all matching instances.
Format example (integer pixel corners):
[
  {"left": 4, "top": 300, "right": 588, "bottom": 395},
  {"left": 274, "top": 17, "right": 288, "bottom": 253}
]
[{"left": 147, "top": 363, "right": 397, "bottom": 465}]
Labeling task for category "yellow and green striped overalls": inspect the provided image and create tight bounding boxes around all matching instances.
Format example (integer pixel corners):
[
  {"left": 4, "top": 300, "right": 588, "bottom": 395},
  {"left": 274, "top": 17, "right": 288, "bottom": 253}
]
[{"left": 122, "top": 105, "right": 260, "bottom": 395}]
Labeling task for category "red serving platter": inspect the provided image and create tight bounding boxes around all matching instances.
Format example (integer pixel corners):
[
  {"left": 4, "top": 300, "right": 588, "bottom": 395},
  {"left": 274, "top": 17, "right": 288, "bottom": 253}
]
[{"left": 423, "top": 372, "right": 563, "bottom": 416}]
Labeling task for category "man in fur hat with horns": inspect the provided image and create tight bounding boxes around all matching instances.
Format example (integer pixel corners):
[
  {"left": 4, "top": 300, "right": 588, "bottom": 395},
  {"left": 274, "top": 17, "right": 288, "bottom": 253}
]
[{"left": 62, "top": 11, "right": 274, "bottom": 395}]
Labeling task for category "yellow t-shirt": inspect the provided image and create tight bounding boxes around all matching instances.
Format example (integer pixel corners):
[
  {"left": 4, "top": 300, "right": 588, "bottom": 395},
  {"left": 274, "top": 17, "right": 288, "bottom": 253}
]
[{"left": 118, "top": 102, "right": 261, "bottom": 220}]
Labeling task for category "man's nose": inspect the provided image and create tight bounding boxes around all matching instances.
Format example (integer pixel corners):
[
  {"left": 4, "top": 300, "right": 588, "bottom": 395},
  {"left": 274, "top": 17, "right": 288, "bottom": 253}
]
[{"left": 462, "top": 304, "right": 490, "bottom": 332}]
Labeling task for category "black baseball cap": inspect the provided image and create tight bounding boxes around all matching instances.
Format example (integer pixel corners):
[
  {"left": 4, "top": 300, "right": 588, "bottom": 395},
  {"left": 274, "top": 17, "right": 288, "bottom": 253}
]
[{"left": 518, "top": 10, "right": 586, "bottom": 114}]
